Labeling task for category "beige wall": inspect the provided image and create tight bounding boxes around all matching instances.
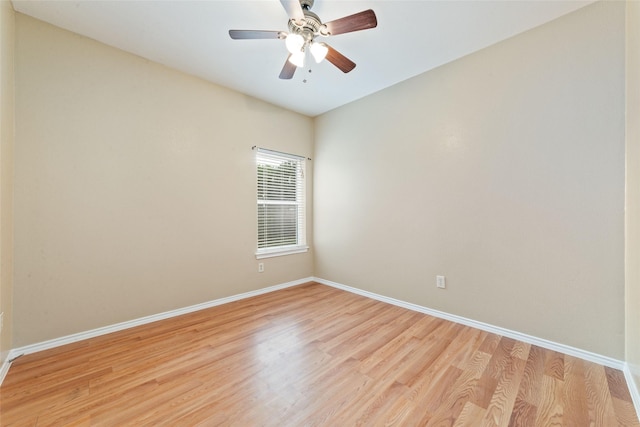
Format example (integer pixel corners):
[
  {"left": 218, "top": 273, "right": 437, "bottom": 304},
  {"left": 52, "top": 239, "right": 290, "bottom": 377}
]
[
  {"left": 0, "top": 0, "right": 15, "bottom": 363},
  {"left": 626, "top": 0, "right": 640, "bottom": 395},
  {"left": 13, "top": 14, "right": 314, "bottom": 347},
  {"left": 7, "top": 1, "right": 634, "bottom": 365},
  {"left": 314, "top": 1, "right": 625, "bottom": 359}
]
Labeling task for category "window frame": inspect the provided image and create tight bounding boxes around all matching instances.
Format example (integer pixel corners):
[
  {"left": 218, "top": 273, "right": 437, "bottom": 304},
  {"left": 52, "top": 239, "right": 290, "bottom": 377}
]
[{"left": 255, "top": 148, "right": 308, "bottom": 259}]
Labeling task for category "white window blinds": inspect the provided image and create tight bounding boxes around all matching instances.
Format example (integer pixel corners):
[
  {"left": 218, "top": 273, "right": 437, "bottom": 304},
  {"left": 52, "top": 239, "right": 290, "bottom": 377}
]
[{"left": 256, "top": 148, "right": 307, "bottom": 258}]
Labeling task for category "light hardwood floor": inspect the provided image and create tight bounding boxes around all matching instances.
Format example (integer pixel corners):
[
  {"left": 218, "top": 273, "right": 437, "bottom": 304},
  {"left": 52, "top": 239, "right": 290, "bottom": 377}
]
[{"left": 1, "top": 282, "right": 638, "bottom": 426}]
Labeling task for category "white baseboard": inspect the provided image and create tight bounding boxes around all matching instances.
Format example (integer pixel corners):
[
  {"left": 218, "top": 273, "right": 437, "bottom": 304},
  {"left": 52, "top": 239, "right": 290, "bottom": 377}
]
[
  {"left": 2, "top": 275, "right": 632, "bottom": 406},
  {"left": 313, "top": 277, "right": 625, "bottom": 370},
  {"left": 7, "top": 277, "right": 313, "bottom": 364},
  {"left": 0, "top": 356, "right": 10, "bottom": 385},
  {"left": 624, "top": 363, "right": 640, "bottom": 419}
]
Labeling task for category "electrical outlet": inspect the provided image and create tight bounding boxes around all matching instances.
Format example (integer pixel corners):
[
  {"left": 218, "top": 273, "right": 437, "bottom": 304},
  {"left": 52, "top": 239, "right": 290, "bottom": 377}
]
[
  {"left": 258, "top": 262, "right": 264, "bottom": 273},
  {"left": 0, "top": 312, "right": 3, "bottom": 333},
  {"left": 436, "top": 276, "right": 446, "bottom": 289}
]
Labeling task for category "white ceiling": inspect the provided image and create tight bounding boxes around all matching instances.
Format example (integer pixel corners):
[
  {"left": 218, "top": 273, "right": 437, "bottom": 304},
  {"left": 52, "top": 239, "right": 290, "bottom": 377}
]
[{"left": 12, "top": 0, "right": 594, "bottom": 117}]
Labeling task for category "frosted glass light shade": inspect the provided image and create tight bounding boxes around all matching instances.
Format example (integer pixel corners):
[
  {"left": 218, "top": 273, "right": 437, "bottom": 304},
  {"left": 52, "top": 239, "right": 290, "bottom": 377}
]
[
  {"left": 288, "top": 51, "right": 305, "bottom": 67},
  {"left": 285, "top": 33, "right": 304, "bottom": 54},
  {"left": 310, "top": 42, "right": 328, "bottom": 63}
]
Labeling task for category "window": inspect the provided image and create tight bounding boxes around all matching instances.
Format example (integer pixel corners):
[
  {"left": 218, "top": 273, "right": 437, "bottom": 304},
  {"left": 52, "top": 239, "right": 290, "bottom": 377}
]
[{"left": 256, "top": 148, "right": 307, "bottom": 258}]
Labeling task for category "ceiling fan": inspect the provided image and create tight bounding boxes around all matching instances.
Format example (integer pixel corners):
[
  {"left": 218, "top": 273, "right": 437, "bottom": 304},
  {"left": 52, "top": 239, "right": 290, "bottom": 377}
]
[{"left": 229, "top": 0, "right": 377, "bottom": 80}]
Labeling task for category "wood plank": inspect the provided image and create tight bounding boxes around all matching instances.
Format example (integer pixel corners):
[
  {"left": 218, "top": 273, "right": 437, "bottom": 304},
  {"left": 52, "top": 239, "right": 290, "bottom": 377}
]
[
  {"left": 510, "top": 340, "right": 531, "bottom": 362},
  {"left": 424, "top": 350, "right": 493, "bottom": 425},
  {"left": 584, "top": 361, "right": 620, "bottom": 426},
  {"left": 516, "top": 344, "right": 546, "bottom": 407},
  {"left": 606, "top": 365, "right": 634, "bottom": 402},
  {"left": 612, "top": 397, "right": 640, "bottom": 427},
  {"left": 478, "top": 332, "right": 502, "bottom": 354},
  {"left": 454, "top": 401, "right": 486, "bottom": 427},
  {"left": 508, "top": 397, "right": 538, "bottom": 427},
  {"left": 544, "top": 350, "right": 565, "bottom": 381},
  {"left": 0, "top": 282, "right": 638, "bottom": 426},
  {"left": 562, "top": 355, "right": 590, "bottom": 427},
  {"left": 535, "top": 375, "right": 564, "bottom": 426},
  {"left": 481, "top": 352, "right": 526, "bottom": 426}
]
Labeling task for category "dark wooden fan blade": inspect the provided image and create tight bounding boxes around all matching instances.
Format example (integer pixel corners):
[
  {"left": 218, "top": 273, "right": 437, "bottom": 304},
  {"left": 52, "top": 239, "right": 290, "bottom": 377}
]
[
  {"left": 280, "top": 0, "right": 304, "bottom": 23},
  {"left": 323, "top": 9, "right": 377, "bottom": 36},
  {"left": 279, "top": 55, "right": 297, "bottom": 79},
  {"left": 325, "top": 45, "right": 356, "bottom": 73},
  {"left": 229, "top": 30, "right": 285, "bottom": 40}
]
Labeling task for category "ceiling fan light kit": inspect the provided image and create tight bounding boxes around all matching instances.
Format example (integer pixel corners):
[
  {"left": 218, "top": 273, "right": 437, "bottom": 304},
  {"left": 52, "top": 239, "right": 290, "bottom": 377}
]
[
  {"left": 285, "top": 33, "right": 305, "bottom": 54},
  {"left": 229, "top": 0, "right": 377, "bottom": 80},
  {"left": 289, "top": 51, "right": 306, "bottom": 67},
  {"left": 309, "top": 42, "right": 328, "bottom": 63}
]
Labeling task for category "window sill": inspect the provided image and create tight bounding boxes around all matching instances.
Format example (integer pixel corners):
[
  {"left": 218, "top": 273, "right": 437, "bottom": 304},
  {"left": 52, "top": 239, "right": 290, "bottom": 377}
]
[{"left": 255, "top": 245, "right": 309, "bottom": 259}]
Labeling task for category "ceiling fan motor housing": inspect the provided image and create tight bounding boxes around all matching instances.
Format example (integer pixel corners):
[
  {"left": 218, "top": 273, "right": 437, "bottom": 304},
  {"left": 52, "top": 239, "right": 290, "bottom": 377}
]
[{"left": 288, "top": 2, "right": 324, "bottom": 43}]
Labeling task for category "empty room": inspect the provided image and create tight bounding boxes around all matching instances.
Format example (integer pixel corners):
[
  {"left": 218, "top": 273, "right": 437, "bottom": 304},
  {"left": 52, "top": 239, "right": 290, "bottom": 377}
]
[{"left": 1, "top": 0, "right": 639, "bottom": 425}]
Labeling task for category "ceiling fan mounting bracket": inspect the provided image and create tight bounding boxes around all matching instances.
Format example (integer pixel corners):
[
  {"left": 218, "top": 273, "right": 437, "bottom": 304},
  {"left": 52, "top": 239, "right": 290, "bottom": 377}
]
[{"left": 300, "top": 0, "right": 314, "bottom": 10}]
